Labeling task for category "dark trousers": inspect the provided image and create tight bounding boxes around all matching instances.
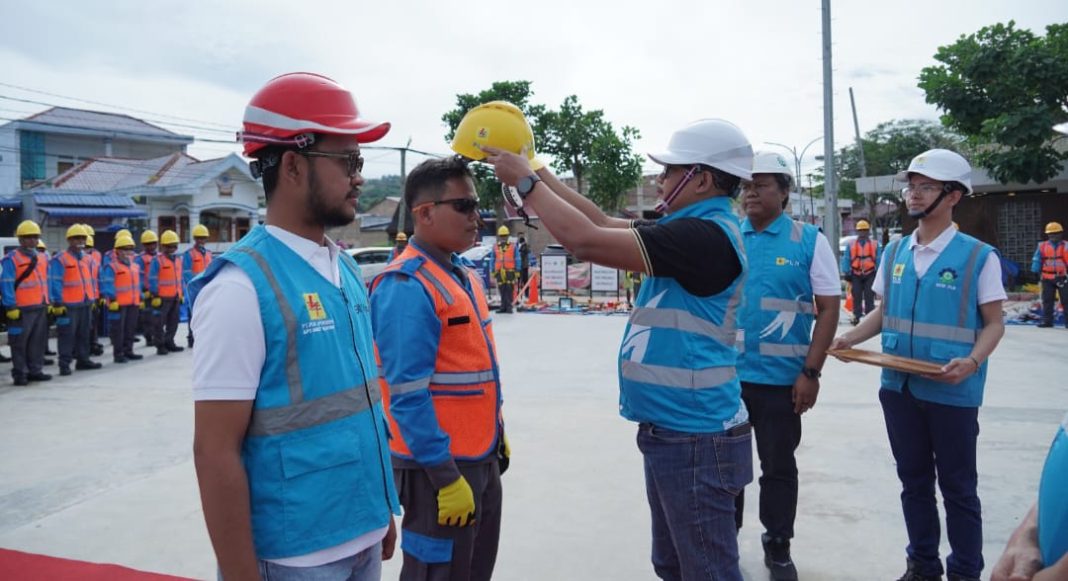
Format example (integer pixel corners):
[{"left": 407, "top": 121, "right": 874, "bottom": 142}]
[
  {"left": 1040, "top": 278, "right": 1068, "bottom": 325},
  {"left": 9, "top": 306, "right": 47, "bottom": 379},
  {"left": 109, "top": 305, "right": 139, "bottom": 357},
  {"left": 91, "top": 302, "right": 106, "bottom": 346},
  {"left": 395, "top": 462, "right": 502, "bottom": 581},
  {"left": 518, "top": 269, "right": 529, "bottom": 299},
  {"left": 154, "top": 297, "right": 179, "bottom": 348},
  {"left": 879, "top": 386, "right": 983, "bottom": 579},
  {"left": 733, "top": 382, "right": 802, "bottom": 538},
  {"left": 138, "top": 299, "right": 156, "bottom": 343},
  {"left": 497, "top": 276, "right": 514, "bottom": 313},
  {"left": 56, "top": 304, "right": 90, "bottom": 367},
  {"left": 851, "top": 272, "right": 876, "bottom": 318}
]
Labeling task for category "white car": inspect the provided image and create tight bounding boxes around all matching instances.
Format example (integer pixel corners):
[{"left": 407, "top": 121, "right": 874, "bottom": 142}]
[{"left": 345, "top": 246, "right": 394, "bottom": 285}]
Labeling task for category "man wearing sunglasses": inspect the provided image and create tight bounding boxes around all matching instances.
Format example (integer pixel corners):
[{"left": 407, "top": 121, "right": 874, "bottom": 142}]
[
  {"left": 830, "top": 149, "right": 1005, "bottom": 581},
  {"left": 189, "top": 73, "right": 399, "bottom": 581},
  {"left": 371, "top": 156, "right": 506, "bottom": 581},
  {"left": 485, "top": 118, "right": 753, "bottom": 581}
]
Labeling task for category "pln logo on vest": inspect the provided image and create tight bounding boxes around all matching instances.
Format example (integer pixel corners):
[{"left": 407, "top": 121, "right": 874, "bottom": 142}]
[
  {"left": 301, "top": 293, "right": 336, "bottom": 335},
  {"left": 892, "top": 263, "right": 906, "bottom": 283},
  {"left": 935, "top": 268, "right": 959, "bottom": 291},
  {"left": 775, "top": 257, "right": 800, "bottom": 267}
]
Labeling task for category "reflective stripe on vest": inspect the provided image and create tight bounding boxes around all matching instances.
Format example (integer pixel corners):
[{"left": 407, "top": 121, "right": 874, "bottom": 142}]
[
  {"left": 851, "top": 239, "right": 877, "bottom": 275},
  {"left": 1040, "top": 241, "right": 1068, "bottom": 280},
  {"left": 58, "top": 251, "right": 92, "bottom": 304},
  {"left": 11, "top": 251, "right": 48, "bottom": 307},
  {"left": 155, "top": 255, "right": 181, "bottom": 298},
  {"left": 374, "top": 244, "right": 501, "bottom": 461}
]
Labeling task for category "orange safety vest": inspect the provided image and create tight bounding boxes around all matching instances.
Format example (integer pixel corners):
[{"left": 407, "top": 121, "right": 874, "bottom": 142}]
[
  {"left": 1039, "top": 241, "right": 1068, "bottom": 280},
  {"left": 374, "top": 245, "right": 501, "bottom": 461},
  {"left": 57, "top": 250, "right": 93, "bottom": 305},
  {"left": 10, "top": 251, "right": 49, "bottom": 307},
  {"left": 154, "top": 254, "right": 182, "bottom": 298},
  {"left": 110, "top": 257, "right": 141, "bottom": 307},
  {"left": 494, "top": 243, "right": 516, "bottom": 272},
  {"left": 87, "top": 249, "right": 101, "bottom": 300},
  {"left": 138, "top": 252, "right": 156, "bottom": 291},
  {"left": 850, "top": 239, "right": 877, "bottom": 275},
  {"left": 188, "top": 246, "right": 212, "bottom": 275}
]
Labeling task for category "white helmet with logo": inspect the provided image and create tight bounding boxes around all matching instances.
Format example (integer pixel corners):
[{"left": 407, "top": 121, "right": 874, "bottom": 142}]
[
  {"left": 751, "top": 151, "right": 794, "bottom": 177},
  {"left": 648, "top": 119, "right": 753, "bottom": 180},
  {"left": 895, "top": 148, "right": 972, "bottom": 195}
]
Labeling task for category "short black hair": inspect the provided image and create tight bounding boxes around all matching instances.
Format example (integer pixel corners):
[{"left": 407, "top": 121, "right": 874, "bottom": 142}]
[
  {"left": 405, "top": 156, "right": 474, "bottom": 208},
  {"left": 706, "top": 166, "right": 742, "bottom": 198},
  {"left": 255, "top": 145, "right": 297, "bottom": 202}
]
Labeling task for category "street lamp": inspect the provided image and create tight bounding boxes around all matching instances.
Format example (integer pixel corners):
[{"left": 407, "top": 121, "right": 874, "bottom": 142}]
[{"left": 765, "top": 137, "right": 822, "bottom": 224}]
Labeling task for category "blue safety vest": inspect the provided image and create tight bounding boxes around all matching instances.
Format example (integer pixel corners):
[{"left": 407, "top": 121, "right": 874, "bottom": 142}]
[
  {"left": 1039, "top": 414, "right": 1068, "bottom": 566},
  {"left": 189, "top": 226, "right": 398, "bottom": 559},
  {"left": 738, "top": 214, "right": 818, "bottom": 386},
  {"left": 880, "top": 231, "right": 993, "bottom": 407},
  {"left": 618, "top": 196, "right": 748, "bottom": 433}
]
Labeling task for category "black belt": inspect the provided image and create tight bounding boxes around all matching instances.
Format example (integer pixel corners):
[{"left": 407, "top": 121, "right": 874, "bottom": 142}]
[{"left": 724, "top": 422, "right": 751, "bottom": 437}]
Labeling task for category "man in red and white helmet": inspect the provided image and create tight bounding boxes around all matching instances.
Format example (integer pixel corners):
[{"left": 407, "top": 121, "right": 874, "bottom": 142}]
[{"left": 190, "top": 73, "right": 400, "bottom": 580}]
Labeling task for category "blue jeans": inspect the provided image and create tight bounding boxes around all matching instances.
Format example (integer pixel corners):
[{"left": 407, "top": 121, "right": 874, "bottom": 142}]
[
  {"left": 880, "top": 387, "right": 983, "bottom": 579},
  {"left": 253, "top": 542, "right": 382, "bottom": 581},
  {"left": 637, "top": 422, "right": 753, "bottom": 581}
]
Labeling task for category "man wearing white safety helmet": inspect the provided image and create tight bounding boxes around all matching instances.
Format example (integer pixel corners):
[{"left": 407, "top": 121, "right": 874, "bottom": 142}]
[
  {"left": 734, "top": 151, "right": 841, "bottom": 580},
  {"left": 830, "top": 148, "right": 1005, "bottom": 581},
  {"left": 484, "top": 118, "right": 754, "bottom": 580}
]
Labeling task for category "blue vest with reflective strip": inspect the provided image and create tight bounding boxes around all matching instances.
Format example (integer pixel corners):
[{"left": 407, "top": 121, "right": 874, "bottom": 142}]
[
  {"left": 1039, "top": 414, "right": 1068, "bottom": 566},
  {"left": 880, "top": 232, "right": 992, "bottom": 407},
  {"left": 738, "top": 215, "right": 818, "bottom": 386},
  {"left": 188, "top": 226, "right": 398, "bottom": 559},
  {"left": 618, "top": 196, "right": 748, "bottom": 433}
]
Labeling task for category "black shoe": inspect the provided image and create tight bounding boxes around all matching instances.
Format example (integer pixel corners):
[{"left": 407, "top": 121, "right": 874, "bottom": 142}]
[
  {"left": 76, "top": 360, "right": 102, "bottom": 370},
  {"left": 0, "top": 353, "right": 10, "bottom": 363},
  {"left": 45, "top": 349, "right": 57, "bottom": 356},
  {"left": 125, "top": 353, "right": 144, "bottom": 361},
  {"left": 165, "top": 344, "right": 185, "bottom": 352},
  {"left": 27, "top": 372, "right": 53, "bottom": 382},
  {"left": 761, "top": 534, "right": 798, "bottom": 580},
  {"left": 850, "top": 316, "right": 860, "bottom": 326},
  {"left": 114, "top": 356, "right": 128, "bottom": 364},
  {"left": 187, "top": 337, "right": 194, "bottom": 348},
  {"left": 133, "top": 336, "right": 143, "bottom": 343},
  {"left": 156, "top": 347, "right": 169, "bottom": 355},
  {"left": 59, "top": 366, "right": 72, "bottom": 376},
  {"left": 896, "top": 559, "right": 943, "bottom": 581},
  {"left": 946, "top": 575, "right": 978, "bottom": 581},
  {"left": 13, "top": 376, "right": 27, "bottom": 386},
  {"left": 1038, "top": 322, "right": 1054, "bottom": 328},
  {"left": 43, "top": 358, "right": 55, "bottom": 366},
  {"left": 90, "top": 344, "right": 105, "bottom": 356}
]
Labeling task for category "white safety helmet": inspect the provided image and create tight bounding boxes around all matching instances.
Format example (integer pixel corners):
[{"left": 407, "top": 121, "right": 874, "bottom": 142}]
[
  {"left": 895, "top": 148, "right": 972, "bottom": 195},
  {"left": 1055, "top": 122, "right": 1068, "bottom": 135},
  {"left": 648, "top": 119, "right": 753, "bottom": 180},
  {"left": 751, "top": 151, "right": 794, "bottom": 177}
]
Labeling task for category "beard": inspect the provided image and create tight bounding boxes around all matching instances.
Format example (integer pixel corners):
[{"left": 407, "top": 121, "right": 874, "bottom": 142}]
[{"left": 308, "top": 166, "right": 357, "bottom": 228}]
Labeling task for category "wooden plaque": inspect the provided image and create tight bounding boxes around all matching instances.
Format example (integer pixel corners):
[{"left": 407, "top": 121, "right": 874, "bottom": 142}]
[{"left": 828, "top": 348, "right": 945, "bottom": 375}]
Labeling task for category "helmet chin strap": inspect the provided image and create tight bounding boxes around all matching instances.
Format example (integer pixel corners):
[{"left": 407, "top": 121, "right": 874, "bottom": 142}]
[
  {"left": 907, "top": 190, "right": 948, "bottom": 220},
  {"left": 654, "top": 165, "right": 700, "bottom": 214}
]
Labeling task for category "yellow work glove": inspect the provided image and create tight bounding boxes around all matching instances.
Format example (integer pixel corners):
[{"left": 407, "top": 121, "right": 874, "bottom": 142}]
[
  {"left": 108, "top": 301, "right": 120, "bottom": 312},
  {"left": 150, "top": 296, "right": 162, "bottom": 308},
  {"left": 138, "top": 302, "right": 146, "bottom": 310},
  {"left": 52, "top": 305, "right": 67, "bottom": 316},
  {"left": 5, "top": 308, "right": 20, "bottom": 321},
  {"left": 436, "top": 476, "right": 476, "bottom": 527},
  {"left": 497, "top": 432, "right": 511, "bottom": 475}
]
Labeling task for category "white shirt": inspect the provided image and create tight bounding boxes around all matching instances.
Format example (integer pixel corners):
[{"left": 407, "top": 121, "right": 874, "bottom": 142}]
[
  {"left": 810, "top": 232, "right": 842, "bottom": 296},
  {"left": 191, "top": 225, "right": 385, "bottom": 567},
  {"left": 873, "top": 225, "right": 1007, "bottom": 305}
]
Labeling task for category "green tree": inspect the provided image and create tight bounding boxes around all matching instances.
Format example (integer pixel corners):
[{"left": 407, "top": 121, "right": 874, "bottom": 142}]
[
  {"left": 357, "top": 174, "right": 403, "bottom": 212},
  {"left": 919, "top": 21, "right": 1068, "bottom": 184},
  {"left": 835, "top": 119, "right": 965, "bottom": 198}
]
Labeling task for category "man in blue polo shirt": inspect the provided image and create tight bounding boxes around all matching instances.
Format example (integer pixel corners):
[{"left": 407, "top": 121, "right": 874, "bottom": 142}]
[{"left": 831, "top": 149, "right": 1006, "bottom": 581}]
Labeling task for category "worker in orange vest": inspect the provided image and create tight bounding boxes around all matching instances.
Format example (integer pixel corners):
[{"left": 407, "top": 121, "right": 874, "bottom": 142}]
[
  {"left": 83, "top": 225, "right": 106, "bottom": 356},
  {"left": 48, "top": 224, "right": 102, "bottom": 376},
  {"left": 840, "top": 220, "right": 880, "bottom": 325},
  {"left": 388, "top": 231, "right": 408, "bottom": 262},
  {"left": 1032, "top": 221, "right": 1068, "bottom": 328},
  {"left": 149, "top": 230, "right": 184, "bottom": 355},
  {"left": 492, "top": 225, "right": 519, "bottom": 313},
  {"left": 181, "top": 224, "right": 213, "bottom": 347},
  {"left": 137, "top": 230, "right": 159, "bottom": 346},
  {"left": 371, "top": 157, "right": 507, "bottom": 580},
  {"left": 1, "top": 220, "right": 52, "bottom": 385},
  {"left": 100, "top": 233, "right": 144, "bottom": 363}
]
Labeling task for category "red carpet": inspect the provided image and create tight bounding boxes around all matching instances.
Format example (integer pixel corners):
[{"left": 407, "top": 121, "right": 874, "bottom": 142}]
[{"left": 0, "top": 548, "right": 195, "bottom": 580}]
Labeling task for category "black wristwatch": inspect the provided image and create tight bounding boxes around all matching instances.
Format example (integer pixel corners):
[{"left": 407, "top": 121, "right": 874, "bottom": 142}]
[
  {"left": 516, "top": 174, "right": 542, "bottom": 199},
  {"left": 801, "top": 366, "right": 821, "bottom": 379}
]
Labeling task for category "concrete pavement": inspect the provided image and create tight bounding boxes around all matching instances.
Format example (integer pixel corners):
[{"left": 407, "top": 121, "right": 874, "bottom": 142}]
[{"left": 0, "top": 318, "right": 1065, "bottom": 580}]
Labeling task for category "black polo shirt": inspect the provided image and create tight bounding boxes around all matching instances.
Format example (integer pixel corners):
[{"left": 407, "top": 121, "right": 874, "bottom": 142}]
[{"left": 631, "top": 218, "right": 743, "bottom": 298}]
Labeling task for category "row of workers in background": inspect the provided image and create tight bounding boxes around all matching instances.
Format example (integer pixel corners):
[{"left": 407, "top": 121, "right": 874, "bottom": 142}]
[{"left": 0, "top": 220, "right": 213, "bottom": 385}]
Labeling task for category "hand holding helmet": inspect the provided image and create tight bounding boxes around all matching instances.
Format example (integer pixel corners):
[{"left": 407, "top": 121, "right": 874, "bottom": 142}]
[{"left": 450, "top": 101, "right": 543, "bottom": 170}]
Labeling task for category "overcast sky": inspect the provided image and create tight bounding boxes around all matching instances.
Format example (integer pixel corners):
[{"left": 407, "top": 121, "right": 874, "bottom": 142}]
[{"left": 1, "top": 0, "right": 1065, "bottom": 181}]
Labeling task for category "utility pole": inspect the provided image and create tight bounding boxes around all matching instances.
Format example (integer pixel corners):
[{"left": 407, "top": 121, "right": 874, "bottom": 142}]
[
  {"left": 849, "top": 86, "right": 872, "bottom": 238},
  {"left": 821, "top": 0, "right": 839, "bottom": 252},
  {"left": 363, "top": 139, "right": 439, "bottom": 239}
]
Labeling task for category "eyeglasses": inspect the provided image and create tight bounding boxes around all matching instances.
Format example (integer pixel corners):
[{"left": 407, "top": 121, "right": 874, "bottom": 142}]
[
  {"left": 299, "top": 150, "right": 365, "bottom": 178},
  {"left": 413, "top": 197, "right": 481, "bottom": 215},
  {"left": 900, "top": 183, "right": 946, "bottom": 198}
]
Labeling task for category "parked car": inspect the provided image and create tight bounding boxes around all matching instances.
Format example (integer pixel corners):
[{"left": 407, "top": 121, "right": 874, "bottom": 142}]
[{"left": 345, "top": 246, "right": 393, "bottom": 286}]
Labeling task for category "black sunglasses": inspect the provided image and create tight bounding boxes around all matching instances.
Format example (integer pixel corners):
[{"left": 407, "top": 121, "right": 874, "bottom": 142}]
[
  {"left": 425, "top": 197, "right": 481, "bottom": 214},
  {"left": 299, "top": 150, "right": 365, "bottom": 177}
]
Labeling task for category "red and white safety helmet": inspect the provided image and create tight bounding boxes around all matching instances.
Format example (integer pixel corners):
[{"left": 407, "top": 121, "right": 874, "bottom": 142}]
[{"left": 239, "top": 72, "right": 390, "bottom": 157}]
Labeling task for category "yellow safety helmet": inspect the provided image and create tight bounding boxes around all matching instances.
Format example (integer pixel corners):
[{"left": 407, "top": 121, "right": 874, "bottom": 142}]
[
  {"left": 140, "top": 230, "right": 159, "bottom": 244},
  {"left": 87, "top": 235, "right": 95, "bottom": 248},
  {"left": 37, "top": 240, "right": 46, "bottom": 250},
  {"left": 497, "top": 225, "right": 510, "bottom": 237},
  {"left": 160, "top": 230, "right": 180, "bottom": 245},
  {"left": 192, "top": 224, "right": 210, "bottom": 238},
  {"left": 82, "top": 224, "right": 96, "bottom": 236},
  {"left": 1046, "top": 222, "right": 1064, "bottom": 234},
  {"left": 450, "top": 101, "right": 536, "bottom": 162},
  {"left": 114, "top": 234, "right": 136, "bottom": 249},
  {"left": 117, "top": 228, "right": 132, "bottom": 239},
  {"left": 855, "top": 220, "right": 871, "bottom": 231},
  {"left": 395, "top": 232, "right": 407, "bottom": 242},
  {"left": 15, "top": 220, "right": 41, "bottom": 237},
  {"left": 66, "top": 224, "right": 90, "bottom": 239}
]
